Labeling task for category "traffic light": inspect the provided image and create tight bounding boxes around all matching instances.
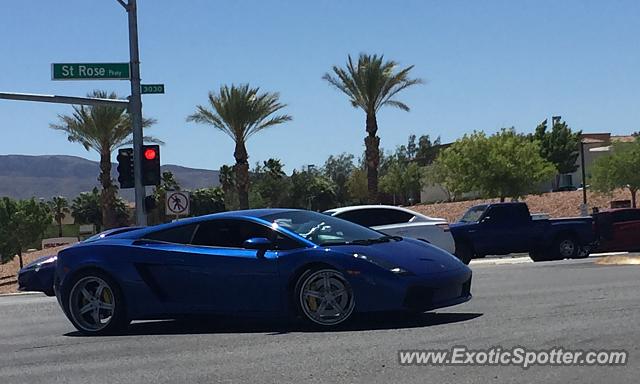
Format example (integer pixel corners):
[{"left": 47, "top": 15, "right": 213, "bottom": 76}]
[
  {"left": 117, "top": 148, "right": 134, "bottom": 189},
  {"left": 142, "top": 145, "right": 161, "bottom": 186}
]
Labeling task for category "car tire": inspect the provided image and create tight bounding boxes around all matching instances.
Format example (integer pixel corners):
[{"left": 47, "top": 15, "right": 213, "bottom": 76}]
[
  {"left": 454, "top": 242, "right": 473, "bottom": 265},
  {"left": 554, "top": 235, "right": 579, "bottom": 259},
  {"left": 529, "top": 249, "right": 550, "bottom": 262},
  {"left": 63, "top": 270, "right": 129, "bottom": 336},
  {"left": 294, "top": 268, "right": 355, "bottom": 328},
  {"left": 574, "top": 246, "right": 590, "bottom": 259}
]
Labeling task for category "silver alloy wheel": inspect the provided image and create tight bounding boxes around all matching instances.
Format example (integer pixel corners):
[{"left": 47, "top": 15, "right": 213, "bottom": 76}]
[
  {"left": 559, "top": 239, "right": 576, "bottom": 258},
  {"left": 68, "top": 276, "right": 116, "bottom": 332},
  {"left": 299, "top": 269, "right": 355, "bottom": 326}
]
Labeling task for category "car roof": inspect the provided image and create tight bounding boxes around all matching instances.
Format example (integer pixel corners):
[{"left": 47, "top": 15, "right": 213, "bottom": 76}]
[
  {"left": 324, "top": 205, "right": 445, "bottom": 221},
  {"left": 107, "top": 208, "right": 310, "bottom": 240}
]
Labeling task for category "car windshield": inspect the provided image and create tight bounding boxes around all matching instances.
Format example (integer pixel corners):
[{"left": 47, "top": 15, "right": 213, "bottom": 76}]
[
  {"left": 259, "top": 210, "right": 388, "bottom": 246},
  {"left": 459, "top": 205, "right": 487, "bottom": 223}
]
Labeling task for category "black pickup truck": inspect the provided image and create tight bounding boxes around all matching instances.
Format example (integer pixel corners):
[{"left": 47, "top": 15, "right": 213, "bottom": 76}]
[{"left": 449, "top": 202, "right": 596, "bottom": 264}]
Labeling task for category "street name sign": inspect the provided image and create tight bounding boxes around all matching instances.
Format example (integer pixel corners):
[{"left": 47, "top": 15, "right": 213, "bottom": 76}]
[
  {"left": 52, "top": 63, "right": 130, "bottom": 80},
  {"left": 141, "top": 84, "right": 165, "bottom": 94}
]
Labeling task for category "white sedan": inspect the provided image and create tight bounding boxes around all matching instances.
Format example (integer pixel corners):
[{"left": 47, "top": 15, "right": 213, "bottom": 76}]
[{"left": 323, "top": 205, "right": 456, "bottom": 254}]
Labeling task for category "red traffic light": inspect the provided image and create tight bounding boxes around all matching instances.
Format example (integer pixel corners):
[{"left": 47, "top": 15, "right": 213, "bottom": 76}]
[{"left": 144, "top": 148, "right": 157, "bottom": 161}]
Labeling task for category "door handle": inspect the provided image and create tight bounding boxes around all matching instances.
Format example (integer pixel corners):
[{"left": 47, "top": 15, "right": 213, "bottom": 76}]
[{"left": 168, "top": 257, "right": 184, "bottom": 263}]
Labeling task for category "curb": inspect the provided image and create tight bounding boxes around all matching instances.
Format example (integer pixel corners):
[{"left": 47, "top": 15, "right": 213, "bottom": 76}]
[
  {"left": 0, "top": 291, "right": 43, "bottom": 297},
  {"left": 471, "top": 257, "right": 532, "bottom": 266}
]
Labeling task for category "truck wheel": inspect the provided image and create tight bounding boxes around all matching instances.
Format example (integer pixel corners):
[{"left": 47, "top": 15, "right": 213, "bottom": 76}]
[
  {"left": 574, "top": 246, "right": 590, "bottom": 259},
  {"left": 554, "top": 235, "right": 578, "bottom": 259},
  {"left": 454, "top": 242, "right": 473, "bottom": 265}
]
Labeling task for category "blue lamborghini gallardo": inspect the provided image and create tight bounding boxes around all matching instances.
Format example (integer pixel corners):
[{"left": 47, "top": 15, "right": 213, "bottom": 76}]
[{"left": 54, "top": 209, "right": 472, "bottom": 335}]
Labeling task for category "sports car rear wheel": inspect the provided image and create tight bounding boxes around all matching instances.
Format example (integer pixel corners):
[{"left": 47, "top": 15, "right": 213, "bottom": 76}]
[
  {"left": 66, "top": 271, "right": 128, "bottom": 335},
  {"left": 295, "top": 268, "right": 355, "bottom": 327}
]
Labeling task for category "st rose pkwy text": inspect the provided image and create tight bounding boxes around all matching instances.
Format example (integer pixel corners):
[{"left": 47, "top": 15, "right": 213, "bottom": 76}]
[
  {"left": 61, "top": 65, "right": 121, "bottom": 78},
  {"left": 52, "top": 63, "right": 131, "bottom": 80}
]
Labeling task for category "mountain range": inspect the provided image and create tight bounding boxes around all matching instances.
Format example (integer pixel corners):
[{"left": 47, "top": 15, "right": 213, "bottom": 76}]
[{"left": 0, "top": 155, "right": 220, "bottom": 201}]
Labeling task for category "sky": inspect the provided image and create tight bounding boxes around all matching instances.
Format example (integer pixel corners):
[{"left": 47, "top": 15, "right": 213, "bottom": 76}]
[{"left": 0, "top": 0, "right": 638, "bottom": 173}]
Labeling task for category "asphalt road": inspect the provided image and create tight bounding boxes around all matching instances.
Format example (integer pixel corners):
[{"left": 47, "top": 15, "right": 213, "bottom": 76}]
[{"left": 1, "top": 257, "right": 639, "bottom": 384}]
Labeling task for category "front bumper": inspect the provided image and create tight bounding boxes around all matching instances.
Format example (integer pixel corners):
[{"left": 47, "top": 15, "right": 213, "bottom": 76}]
[
  {"left": 351, "top": 267, "right": 472, "bottom": 313},
  {"left": 17, "top": 266, "right": 55, "bottom": 295},
  {"left": 403, "top": 274, "right": 472, "bottom": 311}
]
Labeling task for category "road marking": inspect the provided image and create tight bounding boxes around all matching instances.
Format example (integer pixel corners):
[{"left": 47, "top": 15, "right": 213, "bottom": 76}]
[{"left": 591, "top": 252, "right": 629, "bottom": 257}]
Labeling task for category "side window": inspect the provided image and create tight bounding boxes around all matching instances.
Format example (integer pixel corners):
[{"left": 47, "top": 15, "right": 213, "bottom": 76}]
[
  {"left": 484, "top": 206, "right": 509, "bottom": 225},
  {"left": 144, "top": 224, "right": 197, "bottom": 244},
  {"left": 191, "top": 220, "right": 301, "bottom": 250},
  {"left": 336, "top": 209, "right": 414, "bottom": 227},
  {"left": 335, "top": 210, "right": 377, "bottom": 227},
  {"left": 376, "top": 209, "right": 414, "bottom": 225}
]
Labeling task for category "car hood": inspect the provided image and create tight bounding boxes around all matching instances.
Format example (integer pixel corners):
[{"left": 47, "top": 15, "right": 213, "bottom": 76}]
[
  {"left": 329, "top": 238, "right": 467, "bottom": 276},
  {"left": 21, "top": 254, "right": 57, "bottom": 271}
]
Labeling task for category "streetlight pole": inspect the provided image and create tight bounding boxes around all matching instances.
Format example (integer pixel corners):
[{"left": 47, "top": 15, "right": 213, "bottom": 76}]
[{"left": 118, "top": 0, "right": 146, "bottom": 226}]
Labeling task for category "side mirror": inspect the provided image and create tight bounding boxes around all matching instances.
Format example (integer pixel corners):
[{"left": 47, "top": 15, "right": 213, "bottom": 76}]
[{"left": 243, "top": 237, "right": 272, "bottom": 251}]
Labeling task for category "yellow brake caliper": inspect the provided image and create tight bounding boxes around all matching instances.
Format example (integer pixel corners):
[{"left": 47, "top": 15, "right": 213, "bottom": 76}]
[{"left": 307, "top": 282, "right": 318, "bottom": 311}]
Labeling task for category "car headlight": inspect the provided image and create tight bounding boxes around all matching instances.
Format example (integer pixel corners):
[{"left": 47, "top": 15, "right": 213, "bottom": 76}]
[
  {"left": 34, "top": 256, "right": 57, "bottom": 272},
  {"left": 353, "top": 253, "right": 414, "bottom": 276}
]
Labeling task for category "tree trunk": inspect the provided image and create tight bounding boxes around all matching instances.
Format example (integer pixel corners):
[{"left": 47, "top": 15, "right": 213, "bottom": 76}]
[
  {"left": 99, "top": 150, "right": 118, "bottom": 229},
  {"left": 57, "top": 219, "right": 63, "bottom": 237},
  {"left": 234, "top": 141, "right": 250, "bottom": 210},
  {"left": 631, "top": 188, "right": 637, "bottom": 208},
  {"left": 500, "top": 195, "right": 506, "bottom": 202},
  {"left": 18, "top": 249, "right": 23, "bottom": 269},
  {"left": 364, "top": 112, "right": 380, "bottom": 204}
]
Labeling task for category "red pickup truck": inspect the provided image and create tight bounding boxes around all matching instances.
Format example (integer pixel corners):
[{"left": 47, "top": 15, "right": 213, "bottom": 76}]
[{"left": 594, "top": 208, "right": 640, "bottom": 252}]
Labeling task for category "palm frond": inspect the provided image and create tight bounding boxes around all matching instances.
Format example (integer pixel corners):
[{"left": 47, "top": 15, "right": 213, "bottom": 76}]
[
  {"left": 323, "top": 53, "right": 423, "bottom": 115},
  {"left": 187, "top": 84, "right": 291, "bottom": 145}
]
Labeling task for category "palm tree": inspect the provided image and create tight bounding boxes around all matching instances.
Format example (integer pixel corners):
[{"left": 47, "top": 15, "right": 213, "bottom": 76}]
[
  {"left": 48, "top": 196, "right": 69, "bottom": 237},
  {"left": 51, "top": 90, "right": 158, "bottom": 229},
  {"left": 187, "top": 84, "right": 291, "bottom": 209},
  {"left": 218, "top": 164, "right": 236, "bottom": 209},
  {"left": 323, "top": 54, "right": 423, "bottom": 203}
]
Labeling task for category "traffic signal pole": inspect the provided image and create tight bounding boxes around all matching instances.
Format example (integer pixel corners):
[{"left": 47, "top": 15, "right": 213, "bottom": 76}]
[{"left": 119, "top": 0, "right": 147, "bottom": 226}]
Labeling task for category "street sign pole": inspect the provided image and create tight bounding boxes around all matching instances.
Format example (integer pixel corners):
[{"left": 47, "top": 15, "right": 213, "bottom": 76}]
[{"left": 121, "top": 0, "right": 147, "bottom": 226}]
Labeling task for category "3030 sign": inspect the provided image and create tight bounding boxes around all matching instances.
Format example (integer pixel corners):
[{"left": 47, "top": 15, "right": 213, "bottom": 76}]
[{"left": 141, "top": 84, "right": 165, "bottom": 94}]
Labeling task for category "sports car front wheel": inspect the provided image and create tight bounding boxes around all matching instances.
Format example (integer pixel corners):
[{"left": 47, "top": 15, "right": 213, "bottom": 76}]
[
  {"left": 295, "top": 268, "right": 355, "bottom": 327},
  {"left": 65, "top": 271, "right": 128, "bottom": 336}
]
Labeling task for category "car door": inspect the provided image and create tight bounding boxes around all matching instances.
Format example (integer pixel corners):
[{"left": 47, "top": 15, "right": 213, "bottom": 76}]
[
  {"left": 473, "top": 205, "right": 530, "bottom": 255},
  {"left": 185, "top": 219, "right": 288, "bottom": 313}
]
